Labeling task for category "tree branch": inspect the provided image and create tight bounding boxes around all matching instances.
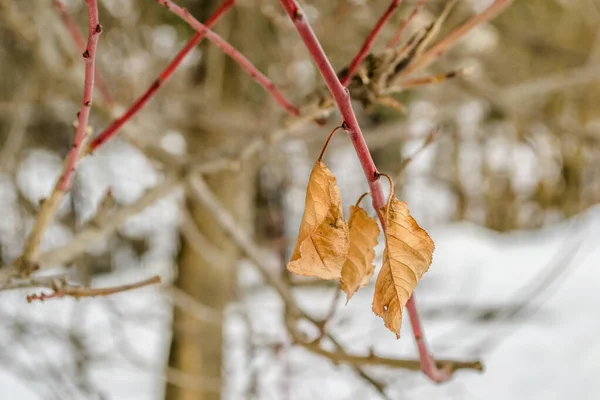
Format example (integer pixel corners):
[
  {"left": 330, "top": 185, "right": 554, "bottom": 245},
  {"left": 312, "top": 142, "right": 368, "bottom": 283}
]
[
  {"left": 396, "top": 0, "right": 514, "bottom": 79},
  {"left": 26, "top": 276, "right": 161, "bottom": 302},
  {"left": 20, "top": 0, "right": 102, "bottom": 269},
  {"left": 88, "top": 0, "right": 236, "bottom": 151},
  {"left": 153, "top": 0, "right": 300, "bottom": 117},
  {"left": 387, "top": 0, "right": 426, "bottom": 49},
  {"left": 298, "top": 339, "right": 482, "bottom": 373},
  {"left": 52, "top": 0, "right": 113, "bottom": 105},
  {"left": 340, "top": 0, "right": 403, "bottom": 87},
  {"left": 278, "top": 0, "right": 458, "bottom": 382}
]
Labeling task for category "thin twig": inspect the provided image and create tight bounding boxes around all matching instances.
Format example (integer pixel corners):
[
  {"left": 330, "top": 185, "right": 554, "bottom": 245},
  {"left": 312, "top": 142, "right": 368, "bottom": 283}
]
[
  {"left": 26, "top": 276, "right": 161, "bottom": 302},
  {"left": 396, "top": 0, "right": 514, "bottom": 79},
  {"left": 387, "top": 0, "right": 426, "bottom": 49},
  {"left": 20, "top": 0, "right": 102, "bottom": 269},
  {"left": 154, "top": 0, "right": 299, "bottom": 117},
  {"left": 394, "top": 126, "right": 440, "bottom": 182},
  {"left": 52, "top": 0, "right": 113, "bottom": 104},
  {"left": 88, "top": 0, "right": 236, "bottom": 151},
  {"left": 340, "top": 0, "right": 403, "bottom": 86},
  {"left": 298, "top": 339, "right": 482, "bottom": 372}
]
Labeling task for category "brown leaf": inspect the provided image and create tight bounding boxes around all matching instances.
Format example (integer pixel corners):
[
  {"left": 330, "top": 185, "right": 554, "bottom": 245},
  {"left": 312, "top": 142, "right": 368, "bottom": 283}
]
[
  {"left": 372, "top": 197, "right": 434, "bottom": 337},
  {"left": 340, "top": 204, "right": 380, "bottom": 301},
  {"left": 288, "top": 161, "right": 350, "bottom": 279}
]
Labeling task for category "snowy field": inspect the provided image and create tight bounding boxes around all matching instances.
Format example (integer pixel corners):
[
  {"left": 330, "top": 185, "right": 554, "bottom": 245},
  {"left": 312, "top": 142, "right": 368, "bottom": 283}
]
[{"left": 1, "top": 204, "right": 598, "bottom": 399}]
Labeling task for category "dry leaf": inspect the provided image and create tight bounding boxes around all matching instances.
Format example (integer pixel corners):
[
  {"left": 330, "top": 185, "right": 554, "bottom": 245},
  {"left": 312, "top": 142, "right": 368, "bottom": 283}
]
[
  {"left": 340, "top": 204, "right": 380, "bottom": 301},
  {"left": 372, "top": 197, "right": 434, "bottom": 337},
  {"left": 288, "top": 161, "right": 350, "bottom": 279}
]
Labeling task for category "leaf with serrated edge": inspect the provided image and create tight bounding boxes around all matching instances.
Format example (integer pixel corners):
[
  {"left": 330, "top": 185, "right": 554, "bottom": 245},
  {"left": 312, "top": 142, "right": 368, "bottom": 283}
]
[
  {"left": 372, "top": 197, "right": 434, "bottom": 337},
  {"left": 288, "top": 161, "right": 349, "bottom": 279},
  {"left": 340, "top": 204, "right": 379, "bottom": 301}
]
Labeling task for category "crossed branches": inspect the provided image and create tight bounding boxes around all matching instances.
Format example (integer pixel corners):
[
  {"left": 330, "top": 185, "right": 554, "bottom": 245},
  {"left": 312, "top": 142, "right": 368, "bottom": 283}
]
[{"left": 0, "top": 0, "right": 514, "bottom": 387}]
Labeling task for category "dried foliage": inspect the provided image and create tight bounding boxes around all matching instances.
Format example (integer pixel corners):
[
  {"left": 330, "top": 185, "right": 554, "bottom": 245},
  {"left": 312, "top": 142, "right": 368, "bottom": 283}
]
[
  {"left": 373, "top": 196, "right": 434, "bottom": 336},
  {"left": 340, "top": 200, "right": 380, "bottom": 301},
  {"left": 287, "top": 160, "right": 349, "bottom": 279}
]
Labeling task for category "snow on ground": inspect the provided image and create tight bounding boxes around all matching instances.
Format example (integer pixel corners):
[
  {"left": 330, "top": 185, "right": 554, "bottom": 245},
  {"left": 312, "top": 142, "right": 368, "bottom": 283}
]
[
  {"left": 1, "top": 203, "right": 599, "bottom": 399},
  {"left": 1, "top": 139, "right": 599, "bottom": 399}
]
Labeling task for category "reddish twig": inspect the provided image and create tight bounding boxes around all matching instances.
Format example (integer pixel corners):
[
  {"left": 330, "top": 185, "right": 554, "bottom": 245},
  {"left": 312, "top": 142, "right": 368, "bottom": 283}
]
[
  {"left": 406, "top": 295, "right": 453, "bottom": 382},
  {"left": 88, "top": 0, "right": 235, "bottom": 151},
  {"left": 156, "top": 0, "right": 299, "bottom": 115},
  {"left": 20, "top": 0, "right": 102, "bottom": 268},
  {"left": 279, "top": 0, "right": 385, "bottom": 209},
  {"left": 278, "top": 0, "right": 451, "bottom": 382},
  {"left": 340, "top": 0, "right": 403, "bottom": 86},
  {"left": 26, "top": 275, "right": 161, "bottom": 302},
  {"left": 52, "top": 0, "right": 113, "bottom": 104},
  {"left": 387, "top": 0, "right": 426, "bottom": 49},
  {"left": 396, "top": 0, "right": 513, "bottom": 79}
]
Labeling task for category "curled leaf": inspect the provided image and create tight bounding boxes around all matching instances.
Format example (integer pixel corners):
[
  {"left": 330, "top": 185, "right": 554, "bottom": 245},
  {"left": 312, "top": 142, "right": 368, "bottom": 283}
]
[
  {"left": 288, "top": 161, "right": 349, "bottom": 279},
  {"left": 340, "top": 204, "right": 380, "bottom": 301},
  {"left": 372, "top": 197, "right": 434, "bottom": 337}
]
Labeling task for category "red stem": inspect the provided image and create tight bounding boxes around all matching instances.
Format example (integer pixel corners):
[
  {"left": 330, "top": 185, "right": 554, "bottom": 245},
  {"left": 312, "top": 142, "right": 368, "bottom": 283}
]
[
  {"left": 406, "top": 295, "right": 451, "bottom": 382},
  {"left": 279, "top": 0, "right": 448, "bottom": 382},
  {"left": 387, "top": 0, "right": 426, "bottom": 49},
  {"left": 158, "top": 0, "right": 298, "bottom": 113},
  {"left": 89, "top": 0, "right": 235, "bottom": 151},
  {"left": 58, "top": 0, "right": 101, "bottom": 191},
  {"left": 340, "top": 0, "right": 403, "bottom": 87},
  {"left": 279, "top": 0, "right": 384, "bottom": 208},
  {"left": 52, "top": 0, "right": 113, "bottom": 105}
]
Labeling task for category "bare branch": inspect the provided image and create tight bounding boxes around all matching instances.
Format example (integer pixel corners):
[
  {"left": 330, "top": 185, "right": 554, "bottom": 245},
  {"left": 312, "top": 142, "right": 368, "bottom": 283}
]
[
  {"left": 21, "top": 0, "right": 102, "bottom": 269},
  {"left": 26, "top": 276, "right": 161, "bottom": 302},
  {"left": 88, "top": 0, "right": 236, "bottom": 151},
  {"left": 396, "top": 0, "right": 514, "bottom": 79},
  {"left": 153, "top": 0, "right": 300, "bottom": 117},
  {"left": 52, "top": 0, "right": 113, "bottom": 104},
  {"left": 341, "top": 0, "right": 403, "bottom": 86}
]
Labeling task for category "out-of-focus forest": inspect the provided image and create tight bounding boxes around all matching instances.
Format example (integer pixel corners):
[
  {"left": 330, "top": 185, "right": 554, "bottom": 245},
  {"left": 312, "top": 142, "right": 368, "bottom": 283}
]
[{"left": 1, "top": 0, "right": 599, "bottom": 399}]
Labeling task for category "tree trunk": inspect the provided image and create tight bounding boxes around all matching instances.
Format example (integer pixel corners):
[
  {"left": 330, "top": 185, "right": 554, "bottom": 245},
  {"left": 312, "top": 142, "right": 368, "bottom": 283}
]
[
  {"left": 165, "top": 163, "right": 255, "bottom": 400},
  {"left": 164, "top": 3, "right": 263, "bottom": 398}
]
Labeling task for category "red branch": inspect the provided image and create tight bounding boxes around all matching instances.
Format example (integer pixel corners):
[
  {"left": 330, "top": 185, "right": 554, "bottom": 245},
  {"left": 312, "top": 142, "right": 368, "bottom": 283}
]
[
  {"left": 58, "top": 1, "right": 101, "bottom": 191},
  {"left": 89, "top": 0, "right": 235, "bottom": 151},
  {"left": 21, "top": 0, "right": 102, "bottom": 265},
  {"left": 340, "top": 0, "right": 403, "bottom": 87},
  {"left": 279, "top": 0, "right": 450, "bottom": 382},
  {"left": 161, "top": 1, "right": 298, "bottom": 109},
  {"left": 52, "top": 0, "right": 113, "bottom": 104},
  {"left": 387, "top": 0, "right": 426, "bottom": 49}
]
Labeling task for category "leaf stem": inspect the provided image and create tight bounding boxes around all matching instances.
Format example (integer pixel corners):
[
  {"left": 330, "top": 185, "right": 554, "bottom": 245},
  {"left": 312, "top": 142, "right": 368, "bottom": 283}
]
[{"left": 317, "top": 125, "right": 343, "bottom": 161}]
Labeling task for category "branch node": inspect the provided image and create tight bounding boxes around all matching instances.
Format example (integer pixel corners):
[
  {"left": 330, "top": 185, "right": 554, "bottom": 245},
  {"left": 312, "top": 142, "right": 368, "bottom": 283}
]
[
  {"left": 95, "top": 24, "right": 102, "bottom": 33},
  {"left": 293, "top": 8, "right": 303, "bottom": 21}
]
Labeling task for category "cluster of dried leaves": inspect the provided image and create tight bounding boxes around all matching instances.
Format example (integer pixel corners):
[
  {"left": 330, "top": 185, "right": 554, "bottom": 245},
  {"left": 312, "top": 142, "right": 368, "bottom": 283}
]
[{"left": 287, "top": 134, "right": 435, "bottom": 338}]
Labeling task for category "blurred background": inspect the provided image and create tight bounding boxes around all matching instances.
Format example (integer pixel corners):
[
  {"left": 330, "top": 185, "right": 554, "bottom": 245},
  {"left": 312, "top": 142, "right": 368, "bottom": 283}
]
[{"left": 1, "top": 0, "right": 599, "bottom": 399}]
